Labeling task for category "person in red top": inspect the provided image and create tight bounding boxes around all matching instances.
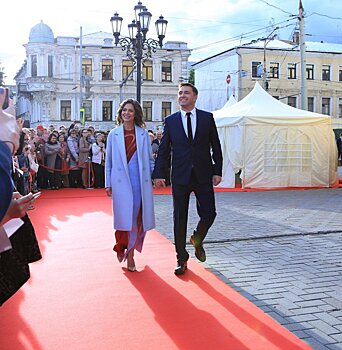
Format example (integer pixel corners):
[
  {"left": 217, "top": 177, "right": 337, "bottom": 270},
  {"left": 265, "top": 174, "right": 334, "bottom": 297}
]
[{"left": 105, "top": 99, "right": 155, "bottom": 272}]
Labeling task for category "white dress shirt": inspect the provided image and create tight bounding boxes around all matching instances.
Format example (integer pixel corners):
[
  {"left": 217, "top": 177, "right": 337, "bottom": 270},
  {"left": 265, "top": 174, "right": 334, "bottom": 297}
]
[{"left": 180, "top": 108, "right": 196, "bottom": 139}]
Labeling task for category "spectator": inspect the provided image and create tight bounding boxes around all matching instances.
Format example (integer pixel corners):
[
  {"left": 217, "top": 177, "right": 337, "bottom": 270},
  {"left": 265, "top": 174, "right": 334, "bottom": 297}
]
[
  {"left": 17, "top": 145, "right": 31, "bottom": 195},
  {"left": 58, "top": 133, "right": 70, "bottom": 188},
  {"left": 67, "top": 128, "right": 82, "bottom": 188},
  {"left": 92, "top": 133, "right": 106, "bottom": 188},
  {"left": 45, "top": 133, "right": 62, "bottom": 190},
  {"left": 79, "top": 128, "right": 92, "bottom": 188}
]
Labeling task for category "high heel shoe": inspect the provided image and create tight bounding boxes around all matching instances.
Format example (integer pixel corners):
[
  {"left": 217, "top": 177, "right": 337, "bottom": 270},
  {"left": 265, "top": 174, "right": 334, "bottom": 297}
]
[
  {"left": 127, "top": 252, "right": 136, "bottom": 272},
  {"left": 117, "top": 252, "right": 124, "bottom": 263},
  {"left": 127, "top": 265, "right": 136, "bottom": 272}
]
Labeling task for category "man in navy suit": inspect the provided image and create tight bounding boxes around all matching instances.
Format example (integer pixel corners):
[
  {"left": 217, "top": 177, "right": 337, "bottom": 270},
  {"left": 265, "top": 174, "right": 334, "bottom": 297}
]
[{"left": 153, "top": 83, "right": 223, "bottom": 275}]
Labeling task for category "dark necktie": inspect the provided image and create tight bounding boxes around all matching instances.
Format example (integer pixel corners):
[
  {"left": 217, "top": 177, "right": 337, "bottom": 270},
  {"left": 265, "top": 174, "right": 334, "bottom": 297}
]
[{"left": 186, "top": 112, "right": 193, "bottom": 142}]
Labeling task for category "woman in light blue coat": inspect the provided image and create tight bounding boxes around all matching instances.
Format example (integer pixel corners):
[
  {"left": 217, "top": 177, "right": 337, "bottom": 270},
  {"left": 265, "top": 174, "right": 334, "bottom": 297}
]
[{"left": 105, "top": 99, "right": 155, "bottom": 272}]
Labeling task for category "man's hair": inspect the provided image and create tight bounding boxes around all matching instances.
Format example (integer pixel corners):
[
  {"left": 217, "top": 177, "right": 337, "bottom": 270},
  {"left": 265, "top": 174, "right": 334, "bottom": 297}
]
[{"left": 179, "top": 82, "right": 198, "bottom": 96}]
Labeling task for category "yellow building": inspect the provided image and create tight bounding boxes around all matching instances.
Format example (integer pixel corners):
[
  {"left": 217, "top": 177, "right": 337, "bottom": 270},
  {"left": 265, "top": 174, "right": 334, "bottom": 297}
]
[{"left": 193, "top": 38, "right": 342, "bottom": 129}]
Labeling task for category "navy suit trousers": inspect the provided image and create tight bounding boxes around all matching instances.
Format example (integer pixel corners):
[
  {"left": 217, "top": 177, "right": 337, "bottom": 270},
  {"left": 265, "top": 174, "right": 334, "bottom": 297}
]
[{"left": 172, "top": 170, "right": 216, "bottom": 263}]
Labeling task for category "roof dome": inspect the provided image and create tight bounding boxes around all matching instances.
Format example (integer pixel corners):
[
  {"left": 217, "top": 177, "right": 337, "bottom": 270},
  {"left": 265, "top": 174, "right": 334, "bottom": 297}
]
[{"left": 29, "top": 21, "right": 54, "bottom": 43}]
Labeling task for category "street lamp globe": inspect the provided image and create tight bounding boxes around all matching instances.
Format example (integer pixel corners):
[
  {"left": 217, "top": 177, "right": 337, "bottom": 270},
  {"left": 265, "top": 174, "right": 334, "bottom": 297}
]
[
  {"left": 155, "top": 15, "right": 168, "bottom": 47},
  {"left": 134, "top": 1, "right": 146, "bottom": 22},
  {"left": 110, "top": 12, "right": 123, "bottom": 44},
  {"left": 128, "top": 20, "right": 138, "bottom": 40},
  {"left": 110, "top": 1, "right": 167, "bottom": 103},
  {"left": 139, "top": 8, "right": 152, "bottom": 35}
]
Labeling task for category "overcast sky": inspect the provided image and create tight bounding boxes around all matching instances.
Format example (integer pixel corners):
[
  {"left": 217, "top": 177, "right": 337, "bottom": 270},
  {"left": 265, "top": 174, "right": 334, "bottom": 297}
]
[{"left": 1, "top": 0, "right": 342, "bottom": 84}]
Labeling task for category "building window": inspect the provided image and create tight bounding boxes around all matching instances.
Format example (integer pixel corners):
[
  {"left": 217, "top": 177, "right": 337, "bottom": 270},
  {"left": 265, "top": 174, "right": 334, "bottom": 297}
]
[
  {"left": 82, "top": 58, "right": 92, "bottom": 77},
  {"left": 102, "top": 59, "right": 113, "bottom": 80},
  {"left": 161, "top": 61, "right": 172, "bottom": 82},
  {"left": 339, "top": 67, "right": 342, "bottom": 82},
  {"left": 322, "top": 65, "right": 331, "bottom": 81},
  {"left": 143, "top": 60, "right": 153, "bottom": 81},
  {"left": 306, "top": 64, "right": 314, "bottom": 80},
  {"left": 338, "top": 98, "right": 342, "bottom": 118},
  {"left": 288, "top": 96, "right": 297, "bottom": 108},
  {"left": 270, "top": 62, "right": 279, "bottom": 79},
  {"left": 308, "top": 97, "right": 314, "bottom": 112},
  {"left": 48, "top": 55, "right": 53, "bottom": 78},
  {"left": 143, "top": 101, "right": 152, "bottom": 121},
  {"left": 162, "top": 102, "right": 171, "bottom": 120},
  {"left": 102, "top": 101, "right": 113, "bottom": 121},
  {"left": 252, "top": 61, "right": 262, "bottom": 78},
  {"left": 60, "top": 100, "right": 71, "bottom": 121},
  {"left": 31, "top": 55, "right": 37, "bottom": 77},
  {"left": 288, "top": 63, "right": 296, "bottom": 79},
  {"left": 83, "top": 100, "right": 92, "bottom": 121},
  {"left": 322, "top": 97, "right": 330, "bottom": 115},
  {"left": 122, "top": 59, "right": 134, "bottom": 80}
]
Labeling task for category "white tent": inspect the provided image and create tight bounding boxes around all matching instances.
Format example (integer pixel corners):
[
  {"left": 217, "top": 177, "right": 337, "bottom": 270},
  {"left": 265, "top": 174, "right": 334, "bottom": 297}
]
[
  {"left": 213, "top": 82, "right": 338, "bottom": 188},
  {"left": 220, "top": 95, "right": 237, "bottom": 109}
]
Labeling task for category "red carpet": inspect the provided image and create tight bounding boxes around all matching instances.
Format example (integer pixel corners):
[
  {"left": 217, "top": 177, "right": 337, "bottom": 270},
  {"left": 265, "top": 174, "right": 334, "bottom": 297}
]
[{"left": 0, "top": 189, "right": 312, "bottom": 350}]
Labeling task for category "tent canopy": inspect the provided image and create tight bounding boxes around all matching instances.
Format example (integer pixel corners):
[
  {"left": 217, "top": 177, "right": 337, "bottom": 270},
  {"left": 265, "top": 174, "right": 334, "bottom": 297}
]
[
  {"left": 213, "top": 82, "right": 338, "bottom": 188},
  {"left": 215, "top": 82, "right": 329, "bottom": 126}
]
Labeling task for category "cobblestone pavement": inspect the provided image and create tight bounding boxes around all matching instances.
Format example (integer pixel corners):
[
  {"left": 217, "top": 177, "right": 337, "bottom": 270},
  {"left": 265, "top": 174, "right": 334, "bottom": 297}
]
[{"left": 154, "top": 188, "right": 342, "bottom": 350}]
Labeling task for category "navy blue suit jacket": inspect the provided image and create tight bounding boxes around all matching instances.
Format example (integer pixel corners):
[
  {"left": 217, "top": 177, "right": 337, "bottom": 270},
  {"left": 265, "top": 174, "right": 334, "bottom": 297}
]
[
  {"left": 152, "top": 109, "right": 223, "bottom": 185},
  {"left": 0, "top": 141, "right": 14, "bottom": 222}
]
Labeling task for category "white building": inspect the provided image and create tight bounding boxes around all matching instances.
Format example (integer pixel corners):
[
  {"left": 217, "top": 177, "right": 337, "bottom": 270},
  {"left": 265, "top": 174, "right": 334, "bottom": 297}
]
[{"left": 15, "top": 21, "right": 191, "bottom": 130}]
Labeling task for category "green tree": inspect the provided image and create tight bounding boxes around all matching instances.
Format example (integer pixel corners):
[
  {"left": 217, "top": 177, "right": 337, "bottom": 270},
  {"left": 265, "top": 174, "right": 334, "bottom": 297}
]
[{"left": 189, "top": 68, "right": 195, "bottom": 85}]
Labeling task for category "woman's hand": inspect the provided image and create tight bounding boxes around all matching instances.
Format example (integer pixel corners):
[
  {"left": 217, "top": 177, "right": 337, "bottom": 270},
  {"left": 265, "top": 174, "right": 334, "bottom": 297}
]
[
  {"left": 105, "top": 187, "right": 112, "bottom": 197},
  {"left": 0, "top": 192, "right": 34, "bottom": 226}
]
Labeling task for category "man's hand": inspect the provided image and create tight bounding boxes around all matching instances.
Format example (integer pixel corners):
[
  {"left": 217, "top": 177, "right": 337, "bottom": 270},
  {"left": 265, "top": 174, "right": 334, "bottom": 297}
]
[
  {"left": 153, "top": 179, "right": 166, "bottom": 188},
  {"left": 212, "top": 175, "right": 222, "bottom": 186},
  {"left": 105, "top": 187, "right": 112, "bottom": 197}
]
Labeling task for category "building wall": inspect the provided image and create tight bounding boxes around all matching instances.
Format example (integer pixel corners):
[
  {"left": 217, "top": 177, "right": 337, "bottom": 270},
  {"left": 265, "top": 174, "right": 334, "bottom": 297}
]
[
  {"left": 193, "top": 42, "right": 342, "bottom": 125},
  {"left": 16, "top": 30, "right": 190, "bottom": 131},
  {"left": 195, "top": 53, "right": 238, "bottom": 111}
]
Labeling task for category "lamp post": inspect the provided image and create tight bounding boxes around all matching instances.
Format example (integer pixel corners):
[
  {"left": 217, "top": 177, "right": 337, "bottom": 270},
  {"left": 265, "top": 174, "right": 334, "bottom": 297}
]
[
  {"left": 261, "top": 27, "right": 279, "bottom": 91},
  {"left": 110, "top": 1, "right": 168, "bottom": 103}
]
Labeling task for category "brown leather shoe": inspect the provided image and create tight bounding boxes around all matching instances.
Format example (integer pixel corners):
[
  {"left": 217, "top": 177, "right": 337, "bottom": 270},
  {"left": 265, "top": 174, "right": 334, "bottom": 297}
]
[
  {"left": 174, "top": 261, "right": 187, "bottom": 275},
  {"left": 190, "top": 235, "right": 206, "bottom": 262}
]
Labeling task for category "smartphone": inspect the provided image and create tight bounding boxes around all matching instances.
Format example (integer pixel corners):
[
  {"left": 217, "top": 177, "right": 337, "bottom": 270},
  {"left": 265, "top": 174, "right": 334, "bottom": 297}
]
[
  {"left": 32, "top": 192, "right": 42, "bottom": 199},
  {"left": 31, "top": 192, "right": 42, "bottom": 200},
  {"left": 2, "top": 88, "right": 9, "bottom": 110}
]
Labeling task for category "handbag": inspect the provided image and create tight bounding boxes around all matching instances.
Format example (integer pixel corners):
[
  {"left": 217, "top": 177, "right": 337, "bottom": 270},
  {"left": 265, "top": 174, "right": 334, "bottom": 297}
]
[
  {"left": 0, "top": 249, "right": 30, "bottom": 306},
  {"left": 9, "top": 214, "right": 42, "bottom": 264}
]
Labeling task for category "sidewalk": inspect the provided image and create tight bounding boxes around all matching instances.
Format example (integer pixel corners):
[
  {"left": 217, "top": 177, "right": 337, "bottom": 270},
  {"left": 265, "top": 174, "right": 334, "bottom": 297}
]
[{"left": 154, "top": 186, "right": 342, "bottom": 350}]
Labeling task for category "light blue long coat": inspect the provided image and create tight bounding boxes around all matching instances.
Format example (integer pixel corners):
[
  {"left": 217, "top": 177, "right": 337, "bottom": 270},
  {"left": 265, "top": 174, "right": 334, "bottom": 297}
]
[{"left": 105, "top": 125, "right": 155, "bottom": 231}]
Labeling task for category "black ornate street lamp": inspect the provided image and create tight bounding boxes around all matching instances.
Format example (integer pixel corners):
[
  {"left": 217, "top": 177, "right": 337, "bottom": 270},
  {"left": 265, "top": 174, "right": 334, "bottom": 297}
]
[{"left": 110, "top": 1, "right": 168, "bottom": 103}]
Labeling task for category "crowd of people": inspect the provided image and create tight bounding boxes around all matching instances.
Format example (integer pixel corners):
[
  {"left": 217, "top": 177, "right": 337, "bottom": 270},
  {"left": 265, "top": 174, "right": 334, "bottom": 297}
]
[{"left": 13, "top": 121, "right": 164, "bottom": 194}]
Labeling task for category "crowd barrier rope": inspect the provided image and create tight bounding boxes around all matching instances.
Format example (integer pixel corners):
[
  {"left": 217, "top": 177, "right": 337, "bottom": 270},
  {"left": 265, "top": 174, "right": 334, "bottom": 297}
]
[{"left": 37, "top": 158, "right": 96, "bottom": 188}]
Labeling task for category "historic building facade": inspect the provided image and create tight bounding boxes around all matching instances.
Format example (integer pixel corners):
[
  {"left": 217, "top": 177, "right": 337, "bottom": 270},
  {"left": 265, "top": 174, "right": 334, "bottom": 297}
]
[
  {"left": 193, "top": 38, "right": 342, "bottom": 128},
  {"left": 15, "top": 21, "right": 191, "bottom": 130}
]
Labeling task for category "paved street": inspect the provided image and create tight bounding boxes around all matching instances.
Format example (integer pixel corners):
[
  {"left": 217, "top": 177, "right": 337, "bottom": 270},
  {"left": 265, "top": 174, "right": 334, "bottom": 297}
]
[{"left": 154, "top": 187, "right": 342, "bottom": 350}]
